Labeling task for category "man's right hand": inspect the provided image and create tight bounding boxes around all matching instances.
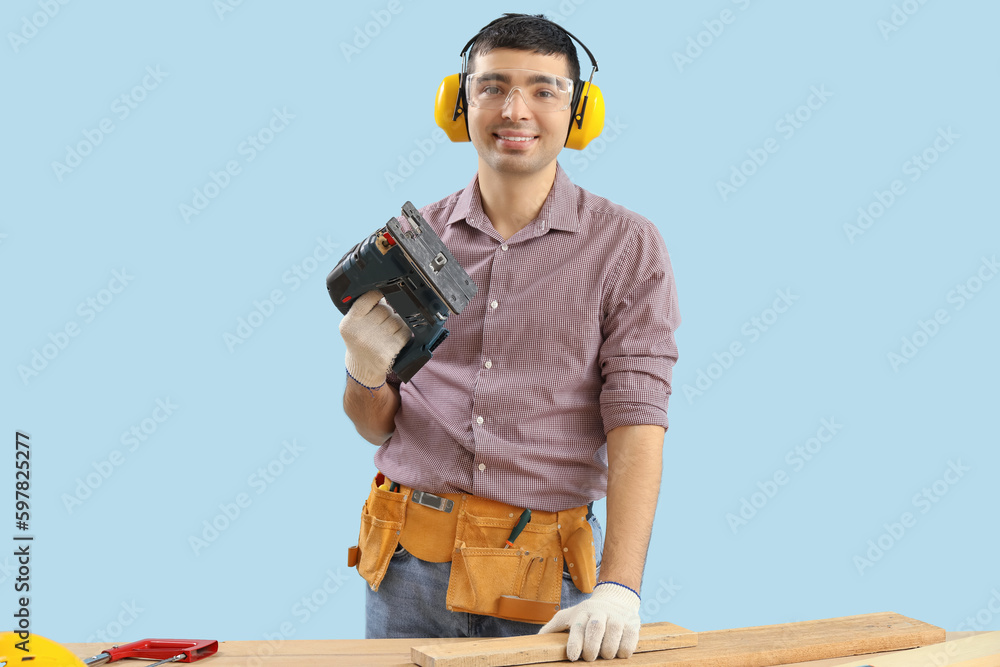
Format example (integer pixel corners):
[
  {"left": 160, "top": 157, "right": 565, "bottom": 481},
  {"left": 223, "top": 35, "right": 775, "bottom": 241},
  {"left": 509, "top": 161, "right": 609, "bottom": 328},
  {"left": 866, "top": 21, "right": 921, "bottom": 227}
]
[{"left": 339, "top": 290, "right": 410, "bottom": 389}]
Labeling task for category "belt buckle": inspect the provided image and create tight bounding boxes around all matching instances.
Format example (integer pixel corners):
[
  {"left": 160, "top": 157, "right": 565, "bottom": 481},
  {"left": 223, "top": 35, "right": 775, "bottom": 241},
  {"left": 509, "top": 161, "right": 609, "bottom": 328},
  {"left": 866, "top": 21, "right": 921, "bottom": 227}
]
[{"left": 412, "top": 490, "right": 454, "bottom": 513}]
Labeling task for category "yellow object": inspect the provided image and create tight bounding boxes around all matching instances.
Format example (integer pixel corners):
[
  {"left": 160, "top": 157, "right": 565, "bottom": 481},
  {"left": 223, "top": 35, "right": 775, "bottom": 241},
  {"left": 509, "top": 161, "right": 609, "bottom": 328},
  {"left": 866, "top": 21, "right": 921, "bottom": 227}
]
[
  {"left": 564, "top": 78, "right": 605, "bottom": 151},
  {"left": 0, "top": 632, "right": 87, "bottom": 666},
  {"left": 354, "top": 476, "right": 408, "bottom": 591},
  {"left": 401, "top": 488, "right": 463, "bottom": 563},
  {"left": 434, "top": 74, "right": 468, "bottom": 144},
  {"left": 446, "top": 497, "right": 588, "bottom": 624},
  {"left": 434, "top": 74, "right": 605, "bottom": 150},
  {"left": 350, "top": 475, "right": 597, "bottom": 624}
]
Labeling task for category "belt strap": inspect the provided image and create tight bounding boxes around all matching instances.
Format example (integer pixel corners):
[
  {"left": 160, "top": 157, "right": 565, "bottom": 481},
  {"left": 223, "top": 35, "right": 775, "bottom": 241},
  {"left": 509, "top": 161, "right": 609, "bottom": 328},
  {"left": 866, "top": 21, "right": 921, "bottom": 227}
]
[
  {"left": 397, "top": 485, "right": 463, "bottom": 563},
  {"left": 394, "top": 483, "right": 583, "bottom": 563}
]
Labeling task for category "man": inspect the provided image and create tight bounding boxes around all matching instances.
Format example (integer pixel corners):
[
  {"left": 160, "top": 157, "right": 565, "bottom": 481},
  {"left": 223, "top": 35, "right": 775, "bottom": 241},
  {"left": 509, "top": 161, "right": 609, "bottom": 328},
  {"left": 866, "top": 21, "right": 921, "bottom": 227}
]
[{"left": 338, "top": 14, "right": 679, "bottom": 662}]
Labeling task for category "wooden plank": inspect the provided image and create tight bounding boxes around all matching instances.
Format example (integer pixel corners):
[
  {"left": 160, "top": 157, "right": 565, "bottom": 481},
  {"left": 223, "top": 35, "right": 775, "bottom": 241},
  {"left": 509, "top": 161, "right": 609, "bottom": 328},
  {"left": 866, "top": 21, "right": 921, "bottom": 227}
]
[
  {"left": 64, "top": 612, "right": 948, "bottom": 667},
  {"left": 411, "top": 621, "right": 696, "bottom": 667},
  {"left": 831, "top": 631, "right": 1000, "bottom": 666},
  {"left": 746, "top": 633, "right": 984, "bottom": 667},
  {"left": 521, "top": 612, "right": 945, "bottom": 666},
  {"left": 411, "top": 612, "right": 943, "bottom": 667}
]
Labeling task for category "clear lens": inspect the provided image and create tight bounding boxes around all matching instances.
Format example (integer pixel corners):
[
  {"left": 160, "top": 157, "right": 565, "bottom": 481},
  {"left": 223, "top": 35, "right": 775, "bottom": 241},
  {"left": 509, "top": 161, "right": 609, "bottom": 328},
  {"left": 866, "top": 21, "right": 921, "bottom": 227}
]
[{"left": 465, "top": 68, "right": 574, "bottom": 112}]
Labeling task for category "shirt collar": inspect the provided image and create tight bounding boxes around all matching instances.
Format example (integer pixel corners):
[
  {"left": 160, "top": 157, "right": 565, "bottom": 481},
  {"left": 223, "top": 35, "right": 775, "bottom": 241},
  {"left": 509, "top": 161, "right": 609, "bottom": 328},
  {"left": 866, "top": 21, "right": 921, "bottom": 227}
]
[{"left": 447, "top": 162, "right": 580, "bottom": 235}]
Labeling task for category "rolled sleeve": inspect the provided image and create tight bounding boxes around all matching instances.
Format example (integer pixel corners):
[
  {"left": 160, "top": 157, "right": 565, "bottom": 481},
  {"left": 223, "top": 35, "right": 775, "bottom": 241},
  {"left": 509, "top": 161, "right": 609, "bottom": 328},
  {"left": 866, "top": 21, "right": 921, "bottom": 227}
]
[{"left": 599, "top": 221, "right": 680, "bottom": 433}]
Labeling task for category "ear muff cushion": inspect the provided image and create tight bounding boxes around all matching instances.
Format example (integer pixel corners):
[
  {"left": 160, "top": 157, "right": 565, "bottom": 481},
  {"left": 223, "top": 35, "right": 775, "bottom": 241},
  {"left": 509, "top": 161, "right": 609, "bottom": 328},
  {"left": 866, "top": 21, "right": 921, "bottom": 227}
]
[
  {"left": 435, "top": 74, "right": 470, "bottom": 142},
  {"left": 564, "top": 81, "right": 605, "bottom": 151}
]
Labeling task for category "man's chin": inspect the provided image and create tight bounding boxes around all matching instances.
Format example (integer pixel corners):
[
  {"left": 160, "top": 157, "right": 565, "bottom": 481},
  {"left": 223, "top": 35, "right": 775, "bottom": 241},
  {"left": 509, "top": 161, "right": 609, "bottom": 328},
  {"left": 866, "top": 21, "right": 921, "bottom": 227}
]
[{"left": 481, "top": 149, "right": 559, "bottom": 176}]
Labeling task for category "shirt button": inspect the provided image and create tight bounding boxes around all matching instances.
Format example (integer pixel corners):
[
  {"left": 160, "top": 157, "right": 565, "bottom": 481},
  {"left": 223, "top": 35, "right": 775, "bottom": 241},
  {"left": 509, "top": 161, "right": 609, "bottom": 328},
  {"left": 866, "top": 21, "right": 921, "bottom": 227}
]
[
  {"left": 476, "top": 416, "right": 484, "bottom": 425},
  {"left": 500, "top": 244, "right": 509, "bottom": 251},
  {"left": 478, "top": 463, "right": 486, "bottom": 472},
  {"left": 484, "top": 360, "right": 492, "bottom": 369},
  {"left": 491, "top": 300, "right": 498, "bottom": 309}
]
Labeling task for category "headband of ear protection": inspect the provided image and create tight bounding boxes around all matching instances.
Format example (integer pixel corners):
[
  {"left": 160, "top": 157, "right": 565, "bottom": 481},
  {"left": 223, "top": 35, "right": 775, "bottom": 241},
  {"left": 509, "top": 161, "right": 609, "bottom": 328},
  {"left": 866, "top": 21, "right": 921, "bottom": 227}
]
[{"left": 434, "top": 18, "right": 605, "bottom": 151}]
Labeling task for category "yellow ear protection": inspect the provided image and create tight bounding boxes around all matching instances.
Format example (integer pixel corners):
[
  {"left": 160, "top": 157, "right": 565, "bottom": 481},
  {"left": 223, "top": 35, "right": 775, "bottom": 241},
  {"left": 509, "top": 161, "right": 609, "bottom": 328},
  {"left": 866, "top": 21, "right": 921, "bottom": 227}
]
[{"left": 434, "top": 21, "right": 605, "bottom": 151}]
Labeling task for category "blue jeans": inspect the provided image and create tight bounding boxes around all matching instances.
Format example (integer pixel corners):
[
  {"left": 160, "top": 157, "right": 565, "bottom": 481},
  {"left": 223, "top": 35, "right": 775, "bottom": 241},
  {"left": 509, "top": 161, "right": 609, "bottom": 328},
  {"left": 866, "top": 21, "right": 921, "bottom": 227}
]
[{"left": 365, "top": 514, "right": 604, "bottom": 638}]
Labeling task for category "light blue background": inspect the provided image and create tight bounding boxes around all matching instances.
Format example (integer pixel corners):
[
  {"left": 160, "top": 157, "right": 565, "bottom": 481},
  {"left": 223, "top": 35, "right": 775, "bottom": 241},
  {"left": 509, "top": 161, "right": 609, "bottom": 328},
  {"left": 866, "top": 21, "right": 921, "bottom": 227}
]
[{"left": 3, "top": 0, "right": 998, "bottom": 646}]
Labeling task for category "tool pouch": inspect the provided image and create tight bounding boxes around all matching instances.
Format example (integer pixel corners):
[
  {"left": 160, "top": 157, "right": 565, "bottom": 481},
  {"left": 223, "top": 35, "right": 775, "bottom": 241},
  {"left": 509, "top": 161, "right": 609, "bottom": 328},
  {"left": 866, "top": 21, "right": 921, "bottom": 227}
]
[
  {"left": 350, "top": 475, "right": 408, "bottom": 591},
  {"left": 563, "top": 522, "right": 597, "bottom": 594},
  {"left": 349, "top": 475, "right": 597, "bottom": 623},
  {"left": 445, "top": 500, "right": 592, "bottom": 624}
]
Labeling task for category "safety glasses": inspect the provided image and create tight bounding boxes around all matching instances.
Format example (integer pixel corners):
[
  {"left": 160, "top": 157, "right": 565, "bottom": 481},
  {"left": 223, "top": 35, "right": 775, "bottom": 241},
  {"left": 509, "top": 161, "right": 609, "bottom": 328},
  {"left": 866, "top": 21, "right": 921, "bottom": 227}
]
[{"left": 465, "top": 68, "right": 574, "bottom": 112}]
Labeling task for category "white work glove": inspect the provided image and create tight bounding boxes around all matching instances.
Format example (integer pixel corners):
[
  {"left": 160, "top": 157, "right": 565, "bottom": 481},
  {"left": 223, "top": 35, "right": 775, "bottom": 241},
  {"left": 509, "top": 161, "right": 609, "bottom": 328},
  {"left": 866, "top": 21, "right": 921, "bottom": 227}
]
[
  {"left": 539, "top": 582, "right": 641, "bottom": 662},
  {"left": 338, "top": 290, "right": 410, "bottom": 389}
]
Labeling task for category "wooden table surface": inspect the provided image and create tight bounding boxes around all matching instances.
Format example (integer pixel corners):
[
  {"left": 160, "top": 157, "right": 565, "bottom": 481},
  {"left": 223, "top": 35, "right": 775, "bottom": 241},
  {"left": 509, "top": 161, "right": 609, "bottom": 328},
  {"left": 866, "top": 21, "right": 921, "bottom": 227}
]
[{"left": 65, "top": 631, "right": 981, "bottom": 667}]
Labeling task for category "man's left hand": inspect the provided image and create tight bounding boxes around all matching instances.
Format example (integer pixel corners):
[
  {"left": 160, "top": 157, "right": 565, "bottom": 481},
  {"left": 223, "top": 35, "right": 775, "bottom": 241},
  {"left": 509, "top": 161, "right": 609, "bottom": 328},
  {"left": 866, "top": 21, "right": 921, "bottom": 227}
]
[{"left": 538, "top": 583, "right": 641, "bottom": 661}]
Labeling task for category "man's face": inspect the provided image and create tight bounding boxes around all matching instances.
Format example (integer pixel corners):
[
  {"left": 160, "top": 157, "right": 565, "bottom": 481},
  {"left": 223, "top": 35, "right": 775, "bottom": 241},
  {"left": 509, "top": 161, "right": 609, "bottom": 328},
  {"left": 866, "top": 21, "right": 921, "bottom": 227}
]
[{"left": 466, "top": 48, "right": 574, "bottom": 178}]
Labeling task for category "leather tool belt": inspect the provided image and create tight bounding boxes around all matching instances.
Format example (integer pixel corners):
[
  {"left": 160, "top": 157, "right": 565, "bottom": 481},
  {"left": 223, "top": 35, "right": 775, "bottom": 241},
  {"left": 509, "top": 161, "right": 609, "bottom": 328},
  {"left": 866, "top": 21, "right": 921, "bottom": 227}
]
[{"left": 347, "top": 473, "right": 597, "bottom": 624}]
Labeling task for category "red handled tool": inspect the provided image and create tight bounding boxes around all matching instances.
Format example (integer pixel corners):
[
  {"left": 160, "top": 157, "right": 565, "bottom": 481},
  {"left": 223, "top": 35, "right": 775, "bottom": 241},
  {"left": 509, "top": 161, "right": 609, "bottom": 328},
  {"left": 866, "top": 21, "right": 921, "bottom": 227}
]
[{"left": 84, "top": 638, "right": 218, "bottom": 666}]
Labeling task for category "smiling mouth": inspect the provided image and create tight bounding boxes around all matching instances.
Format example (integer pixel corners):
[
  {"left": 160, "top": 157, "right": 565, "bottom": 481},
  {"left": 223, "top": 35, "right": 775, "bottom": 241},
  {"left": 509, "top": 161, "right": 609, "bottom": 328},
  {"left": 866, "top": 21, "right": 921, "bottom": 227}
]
[{"left": 493, "top": 133, "right": 539, "bottom": 146}]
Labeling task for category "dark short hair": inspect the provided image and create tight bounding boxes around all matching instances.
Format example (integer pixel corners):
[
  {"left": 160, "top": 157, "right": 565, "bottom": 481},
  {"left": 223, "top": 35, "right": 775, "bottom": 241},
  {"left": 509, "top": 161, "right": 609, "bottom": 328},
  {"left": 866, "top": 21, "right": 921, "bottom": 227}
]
[{"left": 467, "top": 13, "right": 581, "bottom": 83}]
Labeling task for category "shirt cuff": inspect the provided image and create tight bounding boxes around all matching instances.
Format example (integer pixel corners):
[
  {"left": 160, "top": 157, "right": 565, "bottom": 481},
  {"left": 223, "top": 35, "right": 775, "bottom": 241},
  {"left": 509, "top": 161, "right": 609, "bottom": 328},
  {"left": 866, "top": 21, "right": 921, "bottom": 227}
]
[{"left": 600, "top": 389, "right": 670, "bottom": 433}]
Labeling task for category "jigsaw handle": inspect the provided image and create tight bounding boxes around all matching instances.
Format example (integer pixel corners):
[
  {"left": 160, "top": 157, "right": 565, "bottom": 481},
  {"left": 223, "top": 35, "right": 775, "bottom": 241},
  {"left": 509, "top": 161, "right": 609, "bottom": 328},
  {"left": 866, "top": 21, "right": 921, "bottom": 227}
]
[
  {"left": 380, "top": 283, "right": 449, "bottom": 382},
  {"left": 391, "top": 323, "right": 448, "bottom": 382}
]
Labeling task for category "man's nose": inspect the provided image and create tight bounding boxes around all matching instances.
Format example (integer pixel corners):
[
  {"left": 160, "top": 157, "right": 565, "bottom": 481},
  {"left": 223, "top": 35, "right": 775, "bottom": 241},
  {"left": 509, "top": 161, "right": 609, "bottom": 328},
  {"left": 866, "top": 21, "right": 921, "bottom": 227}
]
[{"left": 501, "top": 87, "right": 532, "bottom": 120}]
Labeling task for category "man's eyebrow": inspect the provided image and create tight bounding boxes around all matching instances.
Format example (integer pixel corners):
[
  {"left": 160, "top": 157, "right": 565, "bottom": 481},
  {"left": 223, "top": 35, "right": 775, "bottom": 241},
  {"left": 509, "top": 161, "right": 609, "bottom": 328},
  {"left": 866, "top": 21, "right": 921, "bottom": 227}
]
[
  {"left": 475, "top": 72, "right": 563, "bottom": 85},
  {"left": 527, "top": 73, "right": 560, "bottom": 85},
  {"left": 477, "top": 72, "right": 512, "bottom": 83}
]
